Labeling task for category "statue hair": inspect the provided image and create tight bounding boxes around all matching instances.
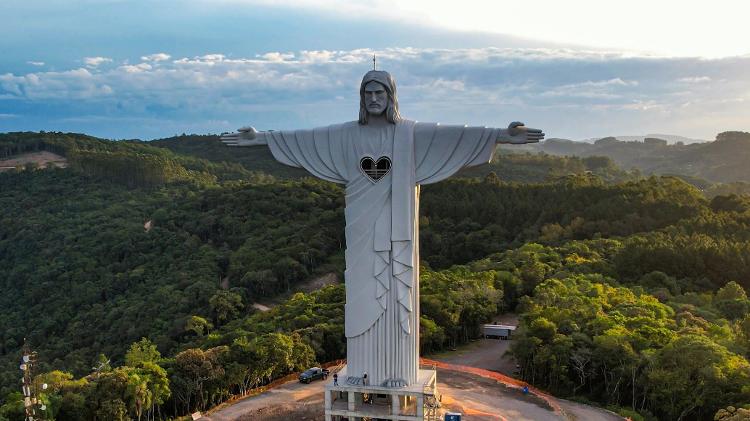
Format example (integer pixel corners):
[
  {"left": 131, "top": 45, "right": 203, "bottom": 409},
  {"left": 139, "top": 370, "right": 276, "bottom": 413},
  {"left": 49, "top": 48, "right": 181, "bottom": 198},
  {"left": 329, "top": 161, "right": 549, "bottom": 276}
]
[{"left": 358, "top": 71, "right": 402, "bottom": 125}]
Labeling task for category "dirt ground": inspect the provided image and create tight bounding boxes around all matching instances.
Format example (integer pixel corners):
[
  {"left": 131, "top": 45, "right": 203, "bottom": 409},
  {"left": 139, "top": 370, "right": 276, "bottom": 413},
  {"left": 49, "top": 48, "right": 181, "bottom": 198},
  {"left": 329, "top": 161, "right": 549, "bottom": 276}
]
[
  {"left": 429, "top": 313, "right": 519, "bottom": 375},
  {"left": 204, "top": 367, "right": 560, "bottom": 421},
  {"left": 205, "top": 376, "right": 327, "bottom": 421},
  {"left": 437, "top": 369, "right": 560, "bottom": 421},
  {"left": 431, "top": 338, "right": 517, "bottom": 375},
  {"left": 205, "top": 313, "right": 622, "bottom": 421},
  {"left": 0, "top": 151, "right": 67, "bottom": 171},
  {"left": 204, "top": 364, "right": 621, "bottom": 421}
]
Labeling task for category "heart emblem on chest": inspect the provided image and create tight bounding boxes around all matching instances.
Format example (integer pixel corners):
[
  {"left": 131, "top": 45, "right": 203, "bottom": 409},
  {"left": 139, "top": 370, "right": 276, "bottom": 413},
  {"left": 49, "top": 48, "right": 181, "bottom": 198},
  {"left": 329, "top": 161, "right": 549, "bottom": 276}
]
[{"left": 360, "top": 156, "right": 391, "bottom": 182}]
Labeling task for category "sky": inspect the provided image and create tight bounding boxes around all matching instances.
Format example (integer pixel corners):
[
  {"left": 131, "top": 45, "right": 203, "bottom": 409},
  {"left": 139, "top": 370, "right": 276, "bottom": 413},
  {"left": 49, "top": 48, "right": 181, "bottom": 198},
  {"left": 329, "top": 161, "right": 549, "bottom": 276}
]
[{"left": 1, "top": 0, "right": 749, "bottom": 140}]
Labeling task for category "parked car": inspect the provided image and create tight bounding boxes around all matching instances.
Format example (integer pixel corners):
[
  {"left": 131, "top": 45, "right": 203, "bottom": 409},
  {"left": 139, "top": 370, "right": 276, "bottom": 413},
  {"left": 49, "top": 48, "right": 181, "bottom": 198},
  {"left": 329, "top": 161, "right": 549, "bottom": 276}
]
[{"left": 299, "top": 367, "right": 329, "bottom": 384}]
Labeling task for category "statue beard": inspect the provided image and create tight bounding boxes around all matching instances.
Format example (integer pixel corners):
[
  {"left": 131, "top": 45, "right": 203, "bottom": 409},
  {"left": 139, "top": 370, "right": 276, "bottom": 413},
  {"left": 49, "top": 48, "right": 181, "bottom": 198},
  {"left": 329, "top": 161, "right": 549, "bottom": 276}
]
[{"left": 358, "top": 96, "right": 401, "bottom": 125}]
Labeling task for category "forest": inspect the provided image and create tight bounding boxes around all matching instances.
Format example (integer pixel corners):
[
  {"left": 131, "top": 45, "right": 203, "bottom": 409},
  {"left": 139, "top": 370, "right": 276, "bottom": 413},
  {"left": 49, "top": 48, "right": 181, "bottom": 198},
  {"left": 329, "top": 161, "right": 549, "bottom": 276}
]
[{"left": 0, "top": 131, "right": 749, "bottom": 420}]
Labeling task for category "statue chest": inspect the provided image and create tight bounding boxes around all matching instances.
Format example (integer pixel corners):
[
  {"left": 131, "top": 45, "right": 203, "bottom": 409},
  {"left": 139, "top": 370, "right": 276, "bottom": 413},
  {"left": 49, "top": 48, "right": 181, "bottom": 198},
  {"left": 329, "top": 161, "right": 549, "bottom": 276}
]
[{"left": 350, "top": 125, "right": 395, "bottom": 184}]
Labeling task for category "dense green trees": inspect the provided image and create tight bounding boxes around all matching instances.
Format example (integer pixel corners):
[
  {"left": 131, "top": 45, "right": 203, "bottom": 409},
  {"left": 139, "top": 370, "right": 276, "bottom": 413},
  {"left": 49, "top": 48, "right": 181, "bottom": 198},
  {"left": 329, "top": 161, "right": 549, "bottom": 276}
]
[
  {"left": 0, "top": 166, "right": 344, "bottom": 401},
  {"left": 420, "top": 267, "right": 503, "bottom": 350},
  {"left": 3, "top": 131, "right": 750, "bottom": 420},
  {"left": 420, "top": 175, "right": 705, "bottom": 268},
  {"left": 504, "top": 241, "right": 750, "bottom": 420}
]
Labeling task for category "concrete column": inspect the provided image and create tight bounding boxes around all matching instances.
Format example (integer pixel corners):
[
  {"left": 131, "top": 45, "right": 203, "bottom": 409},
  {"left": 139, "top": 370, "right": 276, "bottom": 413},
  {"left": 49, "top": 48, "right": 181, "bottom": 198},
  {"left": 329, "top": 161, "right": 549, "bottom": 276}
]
[
  {"left": 391, "top": 393, "right": 401, "bottom": 415},
  {"left": 325, "top": 414, "right": 332, "bottom": 421},
  {"left": 416, "top": 395, "right": 424, "bottom": 417},
  {"left": 348, "top": 391, "right": 356, "bottom": 411},
  {"left": 325, "top": 389, "right": 332, "bottom": 410}
]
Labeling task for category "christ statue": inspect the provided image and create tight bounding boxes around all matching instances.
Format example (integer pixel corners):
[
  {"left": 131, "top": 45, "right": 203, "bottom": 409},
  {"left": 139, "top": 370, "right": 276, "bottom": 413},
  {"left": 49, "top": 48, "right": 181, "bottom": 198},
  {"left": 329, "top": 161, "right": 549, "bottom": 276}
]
[{"left": 222, "top": 70, "right": 544, "bottom": 388}]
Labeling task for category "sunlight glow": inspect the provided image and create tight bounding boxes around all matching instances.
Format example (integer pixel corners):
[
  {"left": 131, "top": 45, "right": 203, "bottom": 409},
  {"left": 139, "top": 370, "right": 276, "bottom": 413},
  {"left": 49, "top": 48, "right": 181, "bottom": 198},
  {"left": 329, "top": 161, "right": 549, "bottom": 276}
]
[{"left": 232, "top": 0, "right": 750, "bottom": 58}]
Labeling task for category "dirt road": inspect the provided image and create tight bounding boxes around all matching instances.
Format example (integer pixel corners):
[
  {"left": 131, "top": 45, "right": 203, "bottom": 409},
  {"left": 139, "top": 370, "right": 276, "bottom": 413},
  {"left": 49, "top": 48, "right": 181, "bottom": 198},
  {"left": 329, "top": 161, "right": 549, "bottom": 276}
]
[
  {"left": 204, "top": 367, "right": 562, "bottom": 421},
  {"left": 433, "top": 337, "right": 516, "bottom": 375},
  {"left": 205, "top": 328, "right": 622, "bottom": 421},
  {"left": 436, "top": 369, "right": 560, "bottom": 421},
  {"left": 205, "top": 378, "right": 324, "bottom": 421},
  {"left": 431, "top": 338, "right": 623, "bottom": 421},
  {"left": 205, "top": 360, "right": 622, "bottom": 421}
]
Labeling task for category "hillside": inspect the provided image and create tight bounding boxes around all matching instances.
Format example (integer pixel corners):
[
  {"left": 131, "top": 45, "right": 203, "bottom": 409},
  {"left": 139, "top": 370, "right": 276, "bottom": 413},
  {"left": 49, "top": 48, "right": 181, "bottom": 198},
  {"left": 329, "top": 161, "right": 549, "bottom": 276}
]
[
  {"left": 0, "top": 151, "right": 67, "bottom": 172},
  {"left": 150, "top": 134, "right": 307, "bottom": 179},
  {"left": 503, "top": 131, "right": 750, "bottom": 186},
  {"left": 612, "top": 133, "right": 707, "bottom": 145},
  {"left": 0, "top": 131, "right": 749, "bottom": 421}
]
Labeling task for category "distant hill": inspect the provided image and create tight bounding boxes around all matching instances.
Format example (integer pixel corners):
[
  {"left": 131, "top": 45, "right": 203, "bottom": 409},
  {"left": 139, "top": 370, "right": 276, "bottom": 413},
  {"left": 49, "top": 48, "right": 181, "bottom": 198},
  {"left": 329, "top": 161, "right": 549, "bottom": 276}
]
[
  {"left": 613, "top": 133, "right": 708, "bottom": 144},
  {"left": 500, "top": 131, "right": 750, "bottom": 184},
  {"left": 150, "top": 134, "right": 307, "bottom": 179},
  {"left": 578, "top": 133, "right": 708, "bottom": 145}
]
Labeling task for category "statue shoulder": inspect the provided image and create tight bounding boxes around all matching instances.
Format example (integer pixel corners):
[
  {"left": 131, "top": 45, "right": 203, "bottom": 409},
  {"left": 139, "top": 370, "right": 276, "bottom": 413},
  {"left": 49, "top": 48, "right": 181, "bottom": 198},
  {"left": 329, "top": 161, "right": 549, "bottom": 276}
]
[
  {"left": 398, "top": 118, "right": 417, "bottom": 125},
  {"left": 327, "top": 121, "right": 359, "bottom": 131},
  {"left": 412, "top": 121, "right": 440, "bottom": 133}
]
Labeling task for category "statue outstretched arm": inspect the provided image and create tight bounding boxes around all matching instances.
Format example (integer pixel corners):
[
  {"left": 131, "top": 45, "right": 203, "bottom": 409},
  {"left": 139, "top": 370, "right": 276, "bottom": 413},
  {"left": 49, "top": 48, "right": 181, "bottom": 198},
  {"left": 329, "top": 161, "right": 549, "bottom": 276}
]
[
  {"left": 220, "top": 126, "right": 268, "bottom": 147},
  {"left": 496, "top": 121, "right": 545, "bottom": 144}
]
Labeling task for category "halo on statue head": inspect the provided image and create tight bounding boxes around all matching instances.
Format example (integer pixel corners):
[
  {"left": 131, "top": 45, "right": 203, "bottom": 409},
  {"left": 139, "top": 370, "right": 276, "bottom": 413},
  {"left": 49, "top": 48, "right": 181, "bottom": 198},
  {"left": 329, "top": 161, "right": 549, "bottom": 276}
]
[{"left": 358, "top": 70, "right": 402, "bottom": 125}]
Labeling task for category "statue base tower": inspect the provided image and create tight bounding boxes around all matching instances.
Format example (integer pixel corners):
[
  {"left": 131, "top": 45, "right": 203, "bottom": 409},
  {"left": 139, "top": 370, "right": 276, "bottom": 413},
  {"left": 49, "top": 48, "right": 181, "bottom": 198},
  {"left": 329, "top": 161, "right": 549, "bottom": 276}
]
[{"left": 324, "top": 365, "right": 440, "bottom": 421}]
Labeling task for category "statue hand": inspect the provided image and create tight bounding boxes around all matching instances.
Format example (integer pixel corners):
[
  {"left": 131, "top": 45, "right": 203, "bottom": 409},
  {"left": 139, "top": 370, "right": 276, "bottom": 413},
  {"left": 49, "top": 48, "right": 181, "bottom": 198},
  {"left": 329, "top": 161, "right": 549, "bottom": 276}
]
[
  {"left": 221, "top": 126, "right": 265, "bottom": 146},
  {"left": 501, "top": 121, "right": 545, "bottom": 144}
]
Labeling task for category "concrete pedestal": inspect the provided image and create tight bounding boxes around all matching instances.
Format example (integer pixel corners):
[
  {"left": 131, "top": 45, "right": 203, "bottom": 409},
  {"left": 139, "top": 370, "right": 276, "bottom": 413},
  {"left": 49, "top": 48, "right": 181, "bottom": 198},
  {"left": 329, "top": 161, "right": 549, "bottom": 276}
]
[{"left": 324, "top": 365, "right": 440, "bottom": 421}]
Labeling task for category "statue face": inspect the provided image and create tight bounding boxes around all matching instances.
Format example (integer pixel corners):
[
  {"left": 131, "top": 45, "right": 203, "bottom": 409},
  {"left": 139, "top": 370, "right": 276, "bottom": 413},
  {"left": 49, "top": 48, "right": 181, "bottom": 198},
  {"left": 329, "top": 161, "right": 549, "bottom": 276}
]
[{"left": 364, "top": 81, "right": 388, "bottom": 115}]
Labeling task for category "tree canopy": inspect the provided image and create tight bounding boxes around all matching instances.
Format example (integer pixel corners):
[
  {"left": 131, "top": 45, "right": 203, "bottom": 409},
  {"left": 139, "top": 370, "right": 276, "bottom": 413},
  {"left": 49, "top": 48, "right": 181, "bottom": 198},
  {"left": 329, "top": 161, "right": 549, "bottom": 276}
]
[{"left": 2, "top": 131, "right": 750, "bottom": 420}]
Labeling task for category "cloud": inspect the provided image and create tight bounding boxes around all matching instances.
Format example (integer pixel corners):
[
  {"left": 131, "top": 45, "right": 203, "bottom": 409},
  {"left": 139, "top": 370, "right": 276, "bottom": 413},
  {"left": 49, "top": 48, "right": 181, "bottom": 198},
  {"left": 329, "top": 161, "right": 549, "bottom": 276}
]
[
  {"left": 201, "top": 0, "right": 750, "bottom": 58},
  {"left": 27, "top": 61, "right": 45, "bottom": 67},
  {"left": 83, "top": 56, "right": 113, "bottom": 68},
  {"left": 258, "top": 52, "right": 295, "bottom": 62},
  {"left": 0, "top": 68, "right": 113, "bottom": 100},
  {"left": 119, "top": 63, "right": 152, "bottom": 73},
  {"left": 140, "top": 53, "right": 171, "bottom": 62},
  {"left": 1, "top": 47, "right": 748, "bottom": 139},
  {"left": 677, "top": 76, "right": 712, "bottom": 83},
  {"left": 540, "top": 78, "right": 639, "bottom": 99}
]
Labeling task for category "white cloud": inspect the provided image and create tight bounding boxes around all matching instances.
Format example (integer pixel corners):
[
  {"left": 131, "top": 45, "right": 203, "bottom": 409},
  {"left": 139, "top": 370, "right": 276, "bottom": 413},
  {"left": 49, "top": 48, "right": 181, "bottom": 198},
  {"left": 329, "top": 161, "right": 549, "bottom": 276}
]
[
  {"left": 119, "top": 63, "right": 153, "bottom": 73},
  {"left": 2, "top": 47, "right": 748, "bottom": 139},
  {"left": 211, "top": 0, "right": 750, "bottom": 58},
  {"left": 83, "top": 56, "right": 113, "bottom": 68},
  {"left": 27, "top": 61, "right": 45, "bottom": 67},
  {"left": 298, "top": 50, "right": 337, "bottom": 63},
  {"left": 541, "top": 78, "right": 639, "bottom": 99},
  {"left": 258, "top": 52, "right": 295, "bottom": 62},
  {"left": 199, "top": 54, "right": 225, "bottom": 62},
  {"left": 0, "top": 67, "right": 113, "bottom": 100},
  {"left": 677, "top": 76, "right": 712, "bottom": 83},
  {"left": 140, "top": 53, "right": 171, "bottom": 62}
]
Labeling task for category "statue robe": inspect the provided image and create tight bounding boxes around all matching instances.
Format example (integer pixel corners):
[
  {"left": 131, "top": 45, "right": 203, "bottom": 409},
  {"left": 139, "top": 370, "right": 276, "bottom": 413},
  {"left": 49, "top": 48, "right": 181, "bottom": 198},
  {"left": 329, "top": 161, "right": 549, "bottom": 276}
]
[{"left": 265, "top": 119, "right": 500, "bottom": 386}]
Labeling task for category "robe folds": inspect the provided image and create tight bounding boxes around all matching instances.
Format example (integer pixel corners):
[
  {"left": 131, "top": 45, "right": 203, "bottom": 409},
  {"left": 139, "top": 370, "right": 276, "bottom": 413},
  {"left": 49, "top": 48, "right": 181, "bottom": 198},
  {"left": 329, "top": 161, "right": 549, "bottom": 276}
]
[{"left": 265, "top": 119, "right": 500, "bottom": 386}]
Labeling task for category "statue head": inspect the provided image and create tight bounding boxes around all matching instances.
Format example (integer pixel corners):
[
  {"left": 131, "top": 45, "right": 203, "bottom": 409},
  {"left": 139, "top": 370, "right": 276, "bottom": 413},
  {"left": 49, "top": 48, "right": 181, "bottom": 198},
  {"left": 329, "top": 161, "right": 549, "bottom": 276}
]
[{"left": 358, "top": 70, "right": 401, "bottom": 125}]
